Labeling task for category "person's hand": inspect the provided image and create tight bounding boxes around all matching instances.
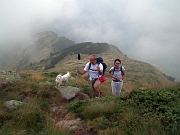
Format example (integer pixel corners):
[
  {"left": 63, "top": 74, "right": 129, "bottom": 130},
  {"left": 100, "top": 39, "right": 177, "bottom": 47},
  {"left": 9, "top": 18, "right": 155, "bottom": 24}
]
[
  {"left": 113, "top": 76, "right": 118, "bottom": 80},
  {"left": 76, "top": 69, "right": 79, "bottom": 73},
  {"left": 120, "top": 78, "right": 123, "bottom": 82}
]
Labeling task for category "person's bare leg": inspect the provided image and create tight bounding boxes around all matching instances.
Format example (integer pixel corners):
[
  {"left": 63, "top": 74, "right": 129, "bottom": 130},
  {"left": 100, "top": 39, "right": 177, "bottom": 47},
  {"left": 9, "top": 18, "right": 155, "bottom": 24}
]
[{"left": 93, "top": 80, "right": 100, "bottom": 98}]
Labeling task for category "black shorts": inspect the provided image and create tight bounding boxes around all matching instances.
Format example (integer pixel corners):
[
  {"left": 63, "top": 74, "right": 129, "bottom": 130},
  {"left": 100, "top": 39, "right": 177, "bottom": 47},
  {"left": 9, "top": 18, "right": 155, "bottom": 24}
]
[{"left": 91, "top": 78, "right": 98, "bottom": 88}]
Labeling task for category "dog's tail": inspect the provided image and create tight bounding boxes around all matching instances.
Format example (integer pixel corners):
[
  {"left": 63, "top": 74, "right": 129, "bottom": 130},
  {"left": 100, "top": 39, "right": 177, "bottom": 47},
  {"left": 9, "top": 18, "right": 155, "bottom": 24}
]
[{"left": 56, "top": 75, "right": 62, "bottom": 82}]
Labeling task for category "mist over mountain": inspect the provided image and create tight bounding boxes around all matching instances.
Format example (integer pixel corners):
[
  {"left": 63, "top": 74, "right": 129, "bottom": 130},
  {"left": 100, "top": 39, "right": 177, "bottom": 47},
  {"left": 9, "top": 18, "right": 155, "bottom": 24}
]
[
  {"left": 0, "top": 30, "right": 179, "bottom": 82},
  {"left": 0, "top": 31, "right": 175, "bottom": 91},
  {"left": 0, "top": 2, "right": 179, "bottom": 134},
  {"left": 0, "top": 31, "right": 75, "bottom": 71},
  {"left": 1, "top": 0, "right": 179, "bottom": 81}
]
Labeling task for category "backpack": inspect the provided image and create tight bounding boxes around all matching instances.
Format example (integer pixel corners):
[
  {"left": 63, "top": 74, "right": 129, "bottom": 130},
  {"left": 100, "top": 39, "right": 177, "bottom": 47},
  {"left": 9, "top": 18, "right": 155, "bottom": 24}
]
[
  {"left": 88, "top": 56, "right": 107, "bottom": 82},
  {"left": 113, "top": 66, "right": 123, "bottom": 75}
]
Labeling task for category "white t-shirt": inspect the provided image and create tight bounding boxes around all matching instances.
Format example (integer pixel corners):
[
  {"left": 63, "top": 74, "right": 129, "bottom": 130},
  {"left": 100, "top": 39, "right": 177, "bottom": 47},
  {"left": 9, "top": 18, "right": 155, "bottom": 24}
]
[
  {"left": 109, "top": 66, "right": 125, "bottom": 81},
  {"left": 84, "top": 62, "right": 103, "bottom": 80}
]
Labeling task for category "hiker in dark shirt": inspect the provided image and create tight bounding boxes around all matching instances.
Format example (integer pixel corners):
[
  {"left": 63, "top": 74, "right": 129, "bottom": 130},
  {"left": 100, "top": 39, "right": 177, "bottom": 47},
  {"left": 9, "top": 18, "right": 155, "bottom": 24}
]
[{"left": 109, "top": 59, "right": 125, "bottom": 96}]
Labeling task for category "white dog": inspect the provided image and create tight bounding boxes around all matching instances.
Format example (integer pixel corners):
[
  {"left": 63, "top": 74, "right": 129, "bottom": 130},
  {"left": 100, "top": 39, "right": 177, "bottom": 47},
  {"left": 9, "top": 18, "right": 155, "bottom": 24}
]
[{"left": 55, "top": 72, "right": 71, "bottom": 88}]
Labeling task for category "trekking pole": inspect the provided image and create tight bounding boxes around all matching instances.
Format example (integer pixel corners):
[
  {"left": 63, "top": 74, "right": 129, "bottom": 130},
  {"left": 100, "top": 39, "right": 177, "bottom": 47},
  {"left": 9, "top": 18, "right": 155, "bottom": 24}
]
[{"left": 76, "top": 53, "right": 81, "bottom": 89}]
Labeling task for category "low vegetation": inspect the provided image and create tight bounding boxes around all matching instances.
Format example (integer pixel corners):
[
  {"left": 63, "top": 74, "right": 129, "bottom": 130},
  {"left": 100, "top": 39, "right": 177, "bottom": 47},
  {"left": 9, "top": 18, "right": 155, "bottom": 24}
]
[
  {"left": 0, "top": 71, "right": 72, "bottom": 135},
  {"left": 0, "top": 70, "right": 179, "bottom": 135},
  {"left": 68, "top": 86, "right": 180, "bottom": 135}
]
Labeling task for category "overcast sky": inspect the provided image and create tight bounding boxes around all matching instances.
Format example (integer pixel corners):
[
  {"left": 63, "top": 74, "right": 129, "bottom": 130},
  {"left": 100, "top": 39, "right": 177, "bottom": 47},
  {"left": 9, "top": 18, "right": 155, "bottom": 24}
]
[{"left": 0, "top": 0, "right": 180, "bottom": 79}]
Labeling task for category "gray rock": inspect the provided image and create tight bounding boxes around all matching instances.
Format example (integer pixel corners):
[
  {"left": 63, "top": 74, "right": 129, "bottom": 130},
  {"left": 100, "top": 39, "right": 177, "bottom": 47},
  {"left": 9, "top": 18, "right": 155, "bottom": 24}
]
[
  {"left": 0, "top": 70, "right": 21, "bottom": 86},
  {"left": 39, "top": 81, "right": 51, "bottom": 85},
  {"left": 3, "top": 100, "right": 26, "bottom": 110},
  {"left": 55, "top": 86, "right": 80, "bottom": 100},
  {"left": 69, "top": 125, "right": 79, "bottom": 131},
  {"left": 52, "top": 107, "right": 65, "bottom": 114},
  {"left": 78, "top": 92, "right": 90, "bottom": 99},
  {"left": 56, "top": 118, "right": 81, "bottom": 131}
]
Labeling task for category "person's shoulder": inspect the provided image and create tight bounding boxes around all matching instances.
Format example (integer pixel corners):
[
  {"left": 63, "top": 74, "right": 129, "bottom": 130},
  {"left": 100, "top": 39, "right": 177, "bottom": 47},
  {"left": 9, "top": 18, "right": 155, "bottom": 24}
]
[
  {"left": 84, "top": 62, "right": 90, "bottom": 68},
  {"left": 99, "top": 63, "right": 103, "bottom": 66},
  {"left": 85, "top": 62, "right": 90, "bottom": 66},
  {"left": 84, "top": 62, "right": 91, "bottom": 71},
  {"left": 121, "top": 66, "right": 125, "bottom": 71},
  {"left": 109, "top": 67, "right": 114, "bottom": 70}
]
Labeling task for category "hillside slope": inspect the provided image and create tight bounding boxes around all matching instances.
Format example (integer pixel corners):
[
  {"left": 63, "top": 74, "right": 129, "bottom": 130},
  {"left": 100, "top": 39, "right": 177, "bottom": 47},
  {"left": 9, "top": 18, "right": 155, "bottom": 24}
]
[
  {"left": 27, "top": 42, "right": 174, "bottom": 91},
  {"left": 0, "top": 31, "right": 75, "bottom": 71},
  {"left": 0, "top": 33, "right": 174, "bottom": 91}
]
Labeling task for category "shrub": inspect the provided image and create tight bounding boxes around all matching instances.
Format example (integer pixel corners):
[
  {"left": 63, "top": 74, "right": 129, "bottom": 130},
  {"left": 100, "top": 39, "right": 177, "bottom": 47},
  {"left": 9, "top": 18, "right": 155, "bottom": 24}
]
[
  {"left": 68, "top": 85, "right": 180, "bottom": 134},
  {"left": 82, "top": 101, "right": 118, "bottom": 119}
]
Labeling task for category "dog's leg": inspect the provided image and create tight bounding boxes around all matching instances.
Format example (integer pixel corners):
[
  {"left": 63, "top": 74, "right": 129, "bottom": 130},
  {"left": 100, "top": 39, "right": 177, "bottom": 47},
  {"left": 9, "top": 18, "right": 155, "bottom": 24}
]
[
  {"left": 57, "top": 81, "right": 60, "bottom": 88},
  {"left": 59, "top": 80, "right": 62, "bottom": 88},
  {"left": 58, "top": 82, "right": 60, "bottom": 89},
  {"left": 64, "top": 81, "right": 67, "bottom": 87},
  {"left": 56, "top": 82, "right": 58, "bottom": 88}
]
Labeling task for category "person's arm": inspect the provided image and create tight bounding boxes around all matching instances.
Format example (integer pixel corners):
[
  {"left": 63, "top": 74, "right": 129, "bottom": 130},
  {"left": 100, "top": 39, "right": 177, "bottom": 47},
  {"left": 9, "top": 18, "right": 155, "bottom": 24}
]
[
  {"left": 76, "top": 62, "right": 89, "bottom": 75},
  {"left": 97, "top": 63, "right": 103, "bottom": 75},
  {"left": 108, "top": 70, "right": 113, "bottom": 77},
  {"left": 97, "top": 66, "right": 103, "bottom": 75},
  {"left": 120, "top": 67, "right": 125, "bottom": 82},
  {"left": 109, "top": 68, "right": 118, "bottom": 80},
  {"left": 119, "top": 71, "right": 125, "bottom": 82},
  {"left": 77, "top": 69, "right": 86, "bottom": 75},
  {"left": 121, "top": 71, "right": 125, "bottom": 79}
]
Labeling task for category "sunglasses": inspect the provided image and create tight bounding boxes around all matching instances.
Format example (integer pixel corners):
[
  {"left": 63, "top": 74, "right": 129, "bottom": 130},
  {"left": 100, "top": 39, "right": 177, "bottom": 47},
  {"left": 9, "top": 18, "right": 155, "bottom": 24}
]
[{"left": 115, "top": 63, "right": 120, "bottom": 64}]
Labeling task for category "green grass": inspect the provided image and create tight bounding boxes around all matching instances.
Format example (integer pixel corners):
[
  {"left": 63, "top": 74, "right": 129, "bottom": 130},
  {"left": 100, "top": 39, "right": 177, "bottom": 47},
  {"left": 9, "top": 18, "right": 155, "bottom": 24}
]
[
  {"left": 0, "top": 71, "right": 72, "bottom": 135},
  {"left": 68, "top": 84, "right": 180, "bottom": 135},
  {"left": 0, "top": 70, "right": 179, "bottom": 135}
]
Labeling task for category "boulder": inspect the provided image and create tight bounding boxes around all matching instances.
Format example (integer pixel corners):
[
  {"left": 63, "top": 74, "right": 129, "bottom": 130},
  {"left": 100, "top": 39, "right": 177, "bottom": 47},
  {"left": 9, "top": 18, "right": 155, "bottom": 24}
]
[
  {"left": 78, "top": 92, "right": 90, "bottom": 99},
  {"left": 55, "top": 86, "right": 80, "bottom": 100},
  {"left": 0, "top": 70, "right": 21, "bottom": 86},
  {"left": 56, "top": 118, "right": 82, "bottom": 132},
  {"left": 3, "top": 100, "right": 25, "bottom": 110}
]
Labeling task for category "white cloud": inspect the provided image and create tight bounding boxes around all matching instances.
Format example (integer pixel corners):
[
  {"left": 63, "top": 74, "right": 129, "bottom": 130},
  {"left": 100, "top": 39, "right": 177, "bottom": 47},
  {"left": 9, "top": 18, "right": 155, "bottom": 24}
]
[{"left": 0, "top": 0, "right": 180, "bottom": 79}]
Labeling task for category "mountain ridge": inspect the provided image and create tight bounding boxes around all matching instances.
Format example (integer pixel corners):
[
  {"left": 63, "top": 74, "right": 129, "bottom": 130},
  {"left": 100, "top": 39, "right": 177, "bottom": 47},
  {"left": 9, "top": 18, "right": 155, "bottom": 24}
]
[
  {"left": 0, "top": 31, "right": 175, "bottom": 91},
  {"left": 0, "top": 31, "right": 75, "bottom": 71}
]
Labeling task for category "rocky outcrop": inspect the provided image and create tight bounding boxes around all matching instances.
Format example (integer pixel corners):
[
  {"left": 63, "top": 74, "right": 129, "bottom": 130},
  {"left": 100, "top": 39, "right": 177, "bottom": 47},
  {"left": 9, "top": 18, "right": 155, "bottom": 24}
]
[
  {"left": 55, "top": 86, "right": 80, "bottom": 100},
  {"left": 0, "top": 70, "right": 21, "bottom": 87},
  {"left": 3, "top": 100, "right": 26, "bottom": 110},
  {"left": 56, "top": 118, "right": 82, "bottom": 132}
]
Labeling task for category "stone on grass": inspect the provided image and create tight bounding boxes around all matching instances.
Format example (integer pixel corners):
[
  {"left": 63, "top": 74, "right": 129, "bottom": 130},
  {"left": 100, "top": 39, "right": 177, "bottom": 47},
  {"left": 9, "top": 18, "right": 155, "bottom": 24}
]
[
  {"left": 55, "top": 86, "right": 80, "bottom": 100},
  {"left": 3, "top": 100, "right": 25, "bottom": 110}
]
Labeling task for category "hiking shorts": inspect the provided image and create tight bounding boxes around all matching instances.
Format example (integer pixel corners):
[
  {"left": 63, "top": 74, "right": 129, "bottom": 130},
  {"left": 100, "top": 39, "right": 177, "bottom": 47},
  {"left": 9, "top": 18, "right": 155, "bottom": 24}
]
[{"left": 90, "top": 78, "right": 99, "bottom": 89}]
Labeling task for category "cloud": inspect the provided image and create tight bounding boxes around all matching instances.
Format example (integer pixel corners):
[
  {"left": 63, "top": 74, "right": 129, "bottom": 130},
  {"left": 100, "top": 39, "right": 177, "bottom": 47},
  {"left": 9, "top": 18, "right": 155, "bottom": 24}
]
[{"left": 0, "top": 0, "right": 180, "bottom": 80}]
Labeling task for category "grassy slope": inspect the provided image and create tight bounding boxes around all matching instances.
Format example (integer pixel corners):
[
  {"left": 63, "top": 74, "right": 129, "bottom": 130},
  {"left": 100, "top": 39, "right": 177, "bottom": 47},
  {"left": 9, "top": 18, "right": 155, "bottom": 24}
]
[
  {"left": 0, "top": 35, "right": 174, "bottom": 91},
  {"left": 42, "top": 44, "right": 174, "bottom": 92},
  {"left": 0, "top": 70, "right": 179, "bottom": 135},
  {"left": 0, "top": 71, "right": 72, "bottom": 135},
  {"left": 68, "top": 85, "right": 180, "bottom": 135},
  {"left": 0, "top": 31, "right": 75, "bottom": 71}
]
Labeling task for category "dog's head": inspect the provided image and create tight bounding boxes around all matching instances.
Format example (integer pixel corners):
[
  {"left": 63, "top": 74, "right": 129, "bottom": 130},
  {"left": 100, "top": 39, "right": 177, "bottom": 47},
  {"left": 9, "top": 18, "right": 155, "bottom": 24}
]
[{"left": 67, "top": 71, "right": 71, "bottom": 78}]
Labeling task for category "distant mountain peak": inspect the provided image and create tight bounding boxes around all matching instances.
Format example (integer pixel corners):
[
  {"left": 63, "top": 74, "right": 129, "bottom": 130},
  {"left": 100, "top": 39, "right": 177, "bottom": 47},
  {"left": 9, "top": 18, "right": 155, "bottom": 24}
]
[
  {"left": 33, "top": 31, "right": 58, "bottom": 39},
  {"left": 0, "top": 31, "right": 175, "bottom": 90}
]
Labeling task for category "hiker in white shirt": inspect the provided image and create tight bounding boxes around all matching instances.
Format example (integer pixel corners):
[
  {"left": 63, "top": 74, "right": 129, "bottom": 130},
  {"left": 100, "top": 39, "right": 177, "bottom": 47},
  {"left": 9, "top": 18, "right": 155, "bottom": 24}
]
[
  {"left": 76, "top": 54, "right": 103, "bottom": 98},
  {"left": 109, "top": 59, "right": 125, "bottom": 96}
]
